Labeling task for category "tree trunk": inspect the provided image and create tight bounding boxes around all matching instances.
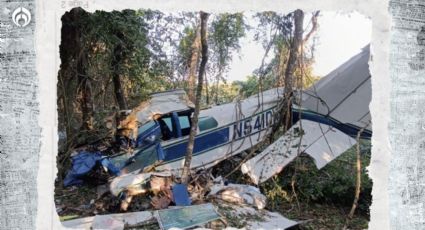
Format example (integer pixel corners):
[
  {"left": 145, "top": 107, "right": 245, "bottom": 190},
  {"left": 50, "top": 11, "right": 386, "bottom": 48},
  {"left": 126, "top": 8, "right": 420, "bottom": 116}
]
[
  {"left": 112, "top": 73, "right": 127, "bottom": 110},
  {"left": 282, "top": 9, "right": 304, "bottom": 131},
  {"left": 74, "top": 9, "right": 94, "bottom": 131},
  {"left": 348, "top": 141, "right": 362, "bottom": 219},
  {"left": 348, "top": 123, "right": 369, "bottom": 219},
  {"left": 112, "top": 33, "right": 128, "bottom": 110},
  {"left": 277, "top": 46, "right": 288, "bottom": 87},
  {"left": 181, "top": 12, "right": 209, "bottom": 184},
  {"left": 78, "top": 75, "right": 94, "bottom": 131},
  {"left": 187, "top": 23, "right": 202, "bottom": 103},
  {"left": 303, "top": 11, "right": 320, "bottom": 44},
  {"left": 272, "top": 10, "right": 304, "bottom": 136},
  {"left": 215, "top": 70, "right": 222, "bottom": 104},
  {"left": 205, "top": 72, "right": 210, "bottom": 105}
]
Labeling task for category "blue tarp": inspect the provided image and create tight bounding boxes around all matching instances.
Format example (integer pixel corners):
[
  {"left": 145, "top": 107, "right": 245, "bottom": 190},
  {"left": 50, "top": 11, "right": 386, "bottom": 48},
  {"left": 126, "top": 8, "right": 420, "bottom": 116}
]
[
  {"left": 172, "top": 184, "right": 191, "bottom": 206},
  {"left": 63, "top": 151, "right": 120, "bottom": 187}
]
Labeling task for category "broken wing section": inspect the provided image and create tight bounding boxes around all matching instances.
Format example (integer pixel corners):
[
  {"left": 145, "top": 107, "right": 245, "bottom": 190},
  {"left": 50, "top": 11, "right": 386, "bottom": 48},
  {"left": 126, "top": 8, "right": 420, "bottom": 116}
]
[
  {"left": 241, "top": 46, "right": 372, "bottom": 185},
  {"left": 241, "top": 119, "right": 356, "bottom": 184},
  {"left": 301, "top": 45, "right": 371, "bottom": 130}
]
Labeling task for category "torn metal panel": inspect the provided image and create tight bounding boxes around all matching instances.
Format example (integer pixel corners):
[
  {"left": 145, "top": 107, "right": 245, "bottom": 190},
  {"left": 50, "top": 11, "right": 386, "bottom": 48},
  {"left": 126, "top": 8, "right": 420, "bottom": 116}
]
[
  {"left": 241, "top": 119, "right": 356, "bottom": 184},
  {"left": 208, "top": 183, "right": 266, "bottom": 209},
  {"left": 109, "top": 172, "right": 171, "bottom": 196},
  {"left": 92, "top": 211, "right": 154, "bottom": 229},
  {"left": 133, "top": 89, "right": 195, "bottom": 124},
  {"left": 61, "top": 216, "right": 95, "bottom": 229},
  {"left": 247, "top": 210, "right": 298, "bottom": 230},
  {"left": 305, "top": 122, "right": 357, "bottom": 169},
  {"left": 118, "top": 89, "right": 195, "bottom": 137},
  {"left": 61, "top": 211, "right": 154, "bottom": 230},
  {"left": 156, "top": 203, "right": 221, "bottom": 230},
  {"left": 222, "top": 205, "right": 298, "bottom": 230},
  {"left": 109, "top": 172, "right": 150, "bottom": 196}
]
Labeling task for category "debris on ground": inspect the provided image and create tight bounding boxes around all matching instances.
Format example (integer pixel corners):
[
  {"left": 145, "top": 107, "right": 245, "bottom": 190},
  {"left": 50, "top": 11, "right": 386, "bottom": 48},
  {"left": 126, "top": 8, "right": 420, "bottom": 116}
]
[
  {"left": 61, "top": 201, "right": 299, "bottom": 230},
  {"left": 108, "top": 171, "right": 174, "bottom": 211},
  {"left": 187, "top": 170, "right": 215, "bottom": 202},
  {"left": 61, "top": 216, "right": 95, "bottom": 229},
  {"left": 171, "top": 184, "right": 191, "bottom": 206},
  {"left": 150, "top": 189, "right": 173, "bottom": 210},
  {"left": 58, "top": 168, "right": 298, "bottom": 229},
  {"left": 232, "top": 205, "right": 298, "bottom": 230},
  {"left": 63, "top": 150, "right": 120, "bottom": 187},
  {"left": 109, "top": 172, "right": 153, "bottom": 197},
  {"left": 150, "top": 175, "right": 174, "bottom": 195},
  {"left": 96, "top": 184, "right": 110, "bottom": 199},
  {"left": 62, "top": 210, "right": 154, "bottom": 229},
  {"left": 156, "top": 203, "right": 222, "bottom": 230},
  {"left": 208, "top": 182, "right": 267, "bottom": 210},
  {"left": 107, "top": 169, "right": 212, "bottom": 210}
]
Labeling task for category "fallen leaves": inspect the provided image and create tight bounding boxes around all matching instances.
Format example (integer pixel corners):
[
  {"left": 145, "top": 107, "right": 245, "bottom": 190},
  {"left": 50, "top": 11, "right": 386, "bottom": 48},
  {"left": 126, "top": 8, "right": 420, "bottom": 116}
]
[{"left": 150, "top": 188, "right": 173, "bottom": 210}]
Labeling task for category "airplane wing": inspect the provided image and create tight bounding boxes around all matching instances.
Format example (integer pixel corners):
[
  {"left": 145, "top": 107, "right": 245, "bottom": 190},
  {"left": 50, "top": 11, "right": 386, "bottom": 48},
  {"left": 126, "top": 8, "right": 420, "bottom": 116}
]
[
  {"left": 242, "top": 45, "right": 372, "bottom": 184},
  {"left": 301, "top": 44, "right": 371, "bottom": 130}
]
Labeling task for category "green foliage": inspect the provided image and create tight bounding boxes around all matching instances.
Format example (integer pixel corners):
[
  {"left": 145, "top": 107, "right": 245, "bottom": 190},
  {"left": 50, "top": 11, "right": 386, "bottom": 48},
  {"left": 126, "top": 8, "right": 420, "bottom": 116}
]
[
  {"left": 83, "top": 10, "right": 172, "bottom": 106},
  {"left": 57, "top": 8, "right": 181, "bottom": 161},
  {"left": 254, "top": 11, "right": 293, "bottom": 48},
  {"left": 79, "top": 10, "right": 151, "bottom": 76},
  {"left": 178, "top": 26, "right": 197, "bottom": 70},
  {"left": 232, "top": 77, "right": 253, "bottom": 97},
  {"left": 231, "top": 73, "right": 281, "bottom": 98},
  {"left": 260, "top": 141, "right": 372, "bottom": 216},
  {"left": 252, "top": 11, "right": 319, "bottom": 90},
  {"left": 210, "top": 13, "right": 247, "bottom": 69},
  {"left": 204, "top": 82, "right": 241, "bottom": 105},
  {"left": 262, "top": 177, "right": 292, "bottom": 211}
]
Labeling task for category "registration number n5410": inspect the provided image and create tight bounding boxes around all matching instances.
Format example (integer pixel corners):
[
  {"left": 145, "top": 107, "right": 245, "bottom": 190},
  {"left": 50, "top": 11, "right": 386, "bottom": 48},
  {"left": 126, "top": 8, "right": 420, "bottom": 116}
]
[{"left": 233, "top": 110, "right": 274, "bottom": 139}]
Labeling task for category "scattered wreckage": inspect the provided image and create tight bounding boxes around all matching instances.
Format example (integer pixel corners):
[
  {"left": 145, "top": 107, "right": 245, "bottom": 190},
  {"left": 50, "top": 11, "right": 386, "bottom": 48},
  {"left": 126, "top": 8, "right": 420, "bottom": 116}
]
[
  {"left": 62, "top": 202, "right": 298, "bottom": 229},
  {"left": 61, "top": 45, "right": 372, "bottom": 229}
]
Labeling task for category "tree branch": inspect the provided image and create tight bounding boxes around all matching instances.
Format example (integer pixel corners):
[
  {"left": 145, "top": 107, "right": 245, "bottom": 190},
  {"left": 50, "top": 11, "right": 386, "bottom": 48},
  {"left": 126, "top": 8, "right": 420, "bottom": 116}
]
[
  {"left": 302, "top": 11, "right": 320, "bottom": 44},
  {"left": 181, "top": 11, "right": 209, "bottom": 184}
]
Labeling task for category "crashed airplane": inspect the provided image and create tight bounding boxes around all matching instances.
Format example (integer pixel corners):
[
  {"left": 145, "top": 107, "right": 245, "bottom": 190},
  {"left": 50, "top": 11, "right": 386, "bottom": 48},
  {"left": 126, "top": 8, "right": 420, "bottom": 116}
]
[
  {"left": 242, "top": 45, "right": 372, "bottom": 184},
  {"left": 64, "top": 45, "right": 372, "bottom": 197}
]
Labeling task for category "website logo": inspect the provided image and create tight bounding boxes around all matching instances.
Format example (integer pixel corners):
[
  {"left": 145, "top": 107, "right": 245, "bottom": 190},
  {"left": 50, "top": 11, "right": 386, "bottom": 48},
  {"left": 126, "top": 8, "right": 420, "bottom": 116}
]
[{"left": 12, "top": 7, "right": 31, "bottom": 27}]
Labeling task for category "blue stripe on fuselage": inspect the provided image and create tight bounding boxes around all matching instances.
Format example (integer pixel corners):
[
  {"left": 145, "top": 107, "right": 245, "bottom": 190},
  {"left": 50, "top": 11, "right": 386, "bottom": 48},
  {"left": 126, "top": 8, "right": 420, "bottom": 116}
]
[
  {"left": 163, "top": 127, "right": 230, "bottom": 162},
  {"left": 134, "top": 107, "right": 370, "bottom": 166},
  {"left": 292, "top": 109, "right": 372, "bottom": 139}
]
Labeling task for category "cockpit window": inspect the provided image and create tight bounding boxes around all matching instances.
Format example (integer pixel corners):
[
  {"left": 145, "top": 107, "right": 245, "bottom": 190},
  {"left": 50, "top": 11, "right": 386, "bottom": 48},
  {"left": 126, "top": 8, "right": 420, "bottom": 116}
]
[
  {"left": 179, "top": 116, "right": 190, "bottom": 129},
  {"left": 198, "top": 116, "right": 218, "bottom": 132},
  {"left": 161, "top": 117, "right": 173, "bottom": 131},
  {"left": 138, "top": 121, "right": 156, "bottom": 135},
  {"left": 142, "top": 110, "right": 195, "bottom": 141}
]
